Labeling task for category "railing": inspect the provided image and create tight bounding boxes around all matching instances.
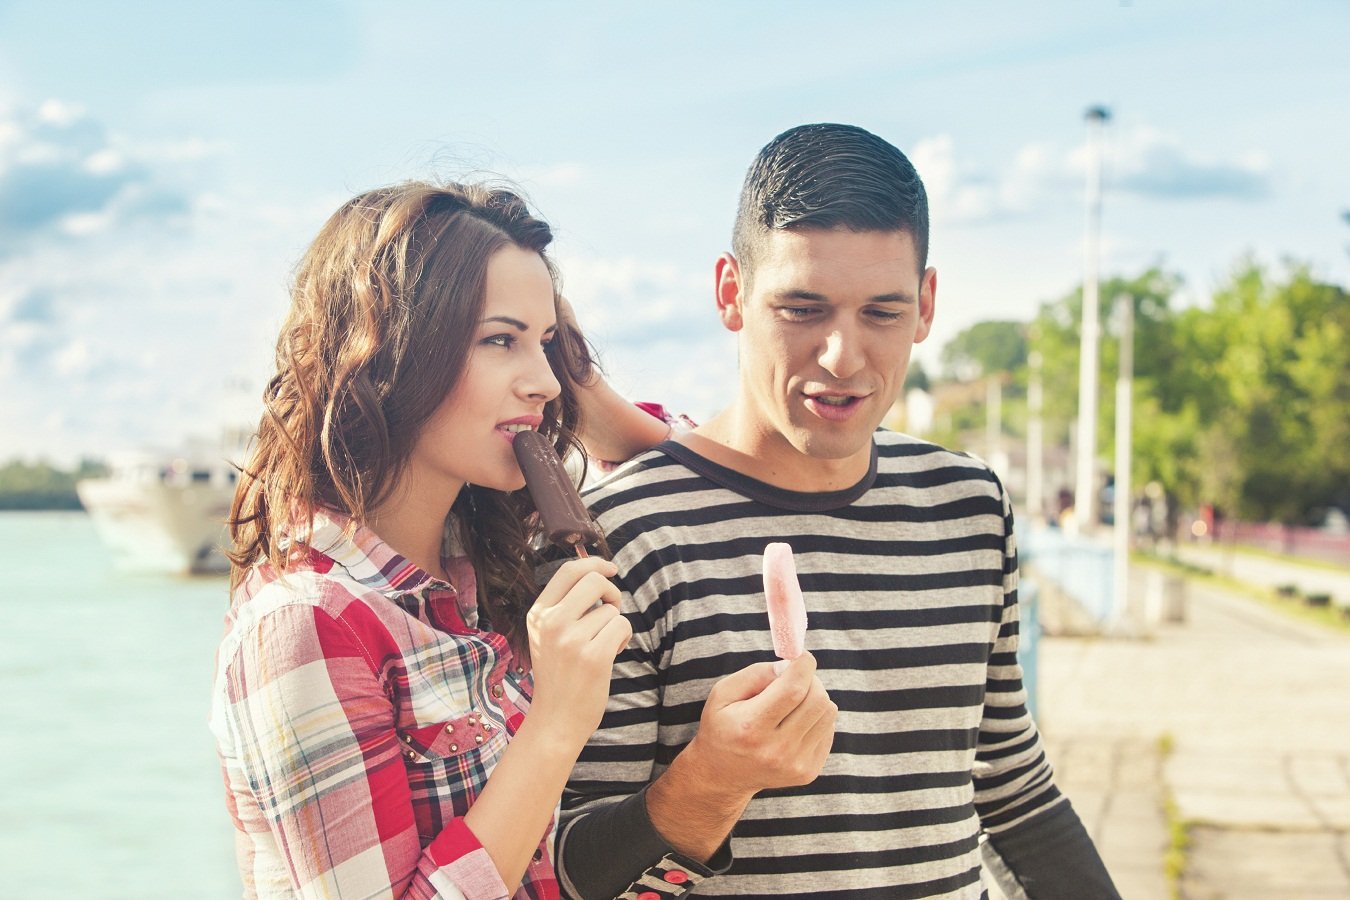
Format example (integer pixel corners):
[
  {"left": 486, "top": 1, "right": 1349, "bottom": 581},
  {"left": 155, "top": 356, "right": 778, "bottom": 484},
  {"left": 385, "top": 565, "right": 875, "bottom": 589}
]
[
  {"left": 1211, "top": 521, "right": 1350, "bottom": 568},
  {"left": 1019, "top": 526, "right": 1115, "bottom": 623}
]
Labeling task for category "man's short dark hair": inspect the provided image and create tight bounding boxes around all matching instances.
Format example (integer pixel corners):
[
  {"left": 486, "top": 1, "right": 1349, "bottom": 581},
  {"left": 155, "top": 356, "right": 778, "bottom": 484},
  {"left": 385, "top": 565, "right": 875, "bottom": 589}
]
[{"left": 732, "top": 123, "right": 929, "bottom": 278}]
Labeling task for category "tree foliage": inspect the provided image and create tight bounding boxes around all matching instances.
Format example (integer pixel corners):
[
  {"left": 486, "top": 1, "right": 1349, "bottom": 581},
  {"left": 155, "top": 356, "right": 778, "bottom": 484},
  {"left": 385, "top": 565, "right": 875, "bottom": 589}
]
[
  {"left": 940, "top": 320, "right": 1027, "bottom": 382},
  {"left": 0, "top": 458, "right": 107, "bottom": 510},
  {"left": 1020, "top": 260, "right": 1349, "bottom": 525}
]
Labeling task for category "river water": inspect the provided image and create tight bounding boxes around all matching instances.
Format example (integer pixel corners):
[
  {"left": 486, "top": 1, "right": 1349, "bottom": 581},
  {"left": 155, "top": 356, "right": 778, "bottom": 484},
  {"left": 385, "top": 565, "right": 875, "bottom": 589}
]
[{"left": 0, "top": 511, "right": 241, "bottom": 897}]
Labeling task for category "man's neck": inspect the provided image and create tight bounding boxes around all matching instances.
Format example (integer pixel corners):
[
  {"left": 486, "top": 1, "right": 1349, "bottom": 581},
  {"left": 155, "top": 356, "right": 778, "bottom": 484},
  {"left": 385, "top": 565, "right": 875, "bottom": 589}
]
[{"left": 683, "top": 406, "right": 871, "bottom": 494}]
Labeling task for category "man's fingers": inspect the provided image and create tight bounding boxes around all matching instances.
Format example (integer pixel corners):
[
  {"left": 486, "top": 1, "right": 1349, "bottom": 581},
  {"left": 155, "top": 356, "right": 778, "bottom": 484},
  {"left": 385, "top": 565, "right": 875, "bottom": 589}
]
[
  {"left": 708, "top": 658, "right": 792, "bottom": 707},
  {"left": 708, "top": 652, "right": 820, "bottom": 729},
  {"left": 775, "top": 675, "right": 833, "bottom": 738}
]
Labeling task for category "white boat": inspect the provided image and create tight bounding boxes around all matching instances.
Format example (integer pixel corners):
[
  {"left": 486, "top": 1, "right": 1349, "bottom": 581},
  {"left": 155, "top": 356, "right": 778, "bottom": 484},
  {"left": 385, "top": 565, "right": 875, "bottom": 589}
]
[{"left": 77, "top": 430, "right": 249, "bottom": 575}]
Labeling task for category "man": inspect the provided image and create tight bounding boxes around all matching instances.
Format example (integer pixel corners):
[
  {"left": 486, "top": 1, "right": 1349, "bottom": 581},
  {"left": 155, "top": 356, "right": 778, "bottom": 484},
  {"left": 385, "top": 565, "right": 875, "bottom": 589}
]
[{"left": 557, "top": 124, "right": 1119, "bottom": 899}]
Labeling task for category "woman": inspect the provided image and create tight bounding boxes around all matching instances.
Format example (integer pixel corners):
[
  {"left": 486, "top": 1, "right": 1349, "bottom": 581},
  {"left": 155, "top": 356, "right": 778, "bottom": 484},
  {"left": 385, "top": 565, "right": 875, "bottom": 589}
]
[{"left": 210, "top": 181, "right": 667, "bottom": 899}]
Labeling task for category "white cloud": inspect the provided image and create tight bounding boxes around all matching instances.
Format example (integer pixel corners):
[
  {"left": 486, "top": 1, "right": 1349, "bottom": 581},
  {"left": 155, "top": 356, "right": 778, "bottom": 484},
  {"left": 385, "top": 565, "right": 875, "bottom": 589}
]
[
  {"left": 522, "top": 161, "right": 588, "bottom": 188},
  {"left": 0, "top": 105, "right": 309, "bottom": 462},
  {"left": 913, "top": 124, "right": 1273, "bottom": 229},
  {"left": 1106, "top": 126, "right": 1270, "bottom": 200}
]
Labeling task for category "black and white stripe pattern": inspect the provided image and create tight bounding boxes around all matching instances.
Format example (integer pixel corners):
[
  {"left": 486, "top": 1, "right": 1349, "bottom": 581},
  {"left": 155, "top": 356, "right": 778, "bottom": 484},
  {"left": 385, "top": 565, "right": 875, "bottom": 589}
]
[{"left": 560, "top": 430, "right": 1063, "bottom": 898}]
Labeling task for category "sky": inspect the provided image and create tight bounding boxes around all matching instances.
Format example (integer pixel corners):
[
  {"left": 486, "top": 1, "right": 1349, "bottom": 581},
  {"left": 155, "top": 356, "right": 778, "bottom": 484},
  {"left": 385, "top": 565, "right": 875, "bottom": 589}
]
[{"left": 1, "top": 0, "right": 1347, "bottom": 465}]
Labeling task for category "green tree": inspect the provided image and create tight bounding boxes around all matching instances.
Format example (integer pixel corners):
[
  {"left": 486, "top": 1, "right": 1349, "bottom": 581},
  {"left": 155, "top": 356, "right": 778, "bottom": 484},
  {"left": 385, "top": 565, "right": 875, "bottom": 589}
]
[
  {"left": 0, "top": 458, "right": 106, "bottom": 510},
  {"left": 1029, "top": 266, "right": 1182, "bottom": 462},
  {"left": 939, "top": 320, "right": 1028, "bottom": 382},
  {"left": 1184, "top": 259, "right": 1350, "bottom": 522}
]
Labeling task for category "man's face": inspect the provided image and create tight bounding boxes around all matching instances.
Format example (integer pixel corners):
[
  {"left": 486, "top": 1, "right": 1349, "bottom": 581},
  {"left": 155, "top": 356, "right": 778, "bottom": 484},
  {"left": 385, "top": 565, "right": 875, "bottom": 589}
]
[{"left": 717, "top": 227, "right": 935, "bottom": 484}]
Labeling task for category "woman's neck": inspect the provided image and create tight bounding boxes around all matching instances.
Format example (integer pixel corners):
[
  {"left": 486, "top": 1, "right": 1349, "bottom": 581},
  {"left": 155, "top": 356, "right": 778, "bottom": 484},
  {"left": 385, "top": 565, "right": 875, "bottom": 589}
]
[{"left": 367, "top": 479, "right": 461, "bottom": 582}]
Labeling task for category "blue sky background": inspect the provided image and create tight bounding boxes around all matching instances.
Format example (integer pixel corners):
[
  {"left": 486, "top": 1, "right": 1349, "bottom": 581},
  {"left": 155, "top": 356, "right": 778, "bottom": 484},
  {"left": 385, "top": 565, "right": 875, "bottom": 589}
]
[{"left": 2, "top": 1, "right": 1347, "bottom": 463}]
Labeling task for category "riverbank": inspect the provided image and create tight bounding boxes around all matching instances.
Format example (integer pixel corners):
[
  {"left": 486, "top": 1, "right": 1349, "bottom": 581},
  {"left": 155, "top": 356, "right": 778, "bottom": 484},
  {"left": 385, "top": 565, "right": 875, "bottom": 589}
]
[{"left": 0, "top": 458, "right": 105, "bottom": 510}]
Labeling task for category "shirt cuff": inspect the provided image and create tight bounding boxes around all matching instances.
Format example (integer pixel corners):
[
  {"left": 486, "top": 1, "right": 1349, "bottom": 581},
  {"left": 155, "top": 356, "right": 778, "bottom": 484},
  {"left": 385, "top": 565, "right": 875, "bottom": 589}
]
[
  {"left": 420, "top": 817, "right": 512, "bottom": 900},
  {"left": 591, "top": 403, "right": 696, "bottom": 474},
  {"left": 560, "top": 786, "right": 732, "bottom": 899}
]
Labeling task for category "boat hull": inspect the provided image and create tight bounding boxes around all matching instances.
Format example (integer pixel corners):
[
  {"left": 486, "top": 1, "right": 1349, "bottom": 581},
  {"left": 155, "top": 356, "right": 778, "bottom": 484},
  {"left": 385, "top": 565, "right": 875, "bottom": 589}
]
[{"left": 76, "top": 478, "right": 232, "bottom": 575}]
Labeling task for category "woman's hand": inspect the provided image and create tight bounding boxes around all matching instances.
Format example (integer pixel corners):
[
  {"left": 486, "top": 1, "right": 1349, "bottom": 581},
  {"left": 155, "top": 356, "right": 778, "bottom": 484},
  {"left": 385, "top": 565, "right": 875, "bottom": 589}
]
[
  {"left": 525, "top": 556, "right": 632, "bottom": 748},
  {"left": 558, "top": 295, "right": 674, "bottom": 462}
]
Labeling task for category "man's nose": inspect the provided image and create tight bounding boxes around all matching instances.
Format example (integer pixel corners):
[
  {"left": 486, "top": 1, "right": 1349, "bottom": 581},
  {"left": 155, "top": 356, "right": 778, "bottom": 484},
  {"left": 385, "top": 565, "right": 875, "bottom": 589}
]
[{"left": 818, "top": 327, "right": 865, "bottom": 380}]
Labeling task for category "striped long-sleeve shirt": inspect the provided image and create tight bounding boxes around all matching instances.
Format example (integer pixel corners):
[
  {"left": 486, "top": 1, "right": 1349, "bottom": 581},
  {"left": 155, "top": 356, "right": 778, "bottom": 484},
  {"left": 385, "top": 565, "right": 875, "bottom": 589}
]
[{"left": 558, "top": 431, "right": 1116, "bottom": 899}]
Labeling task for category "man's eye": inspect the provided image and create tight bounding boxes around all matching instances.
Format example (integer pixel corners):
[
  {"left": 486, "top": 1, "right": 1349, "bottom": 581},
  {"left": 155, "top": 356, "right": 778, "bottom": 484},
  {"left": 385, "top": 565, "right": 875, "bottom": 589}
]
[
  {"left": 868, "top": 309, "right": 903, "bottom": 322},
  {"left": 782, "top": 306, "right": 818, "bottom": 319}
]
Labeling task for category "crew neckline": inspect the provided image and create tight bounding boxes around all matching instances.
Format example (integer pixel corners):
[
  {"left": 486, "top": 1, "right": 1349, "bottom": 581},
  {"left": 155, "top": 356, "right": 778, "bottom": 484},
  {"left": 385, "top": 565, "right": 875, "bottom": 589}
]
[{"left": 655, "top": 438, "right": 878, "bottom": 513}]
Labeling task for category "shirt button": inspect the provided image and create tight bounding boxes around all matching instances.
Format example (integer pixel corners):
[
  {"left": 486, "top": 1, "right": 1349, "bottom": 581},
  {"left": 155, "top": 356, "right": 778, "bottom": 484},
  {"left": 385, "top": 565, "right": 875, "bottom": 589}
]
[
  {"left": 663, "top": 870, "right": 689, "bottom": 884},
  {"left": 448, "top": 743, "right": 458, "bottom": 752},
  {"left": 491, "top": 683, "right": 505, "bottom": 698},
  {"left": 475, "top": 734, "right": 484, "bottom": 744}
]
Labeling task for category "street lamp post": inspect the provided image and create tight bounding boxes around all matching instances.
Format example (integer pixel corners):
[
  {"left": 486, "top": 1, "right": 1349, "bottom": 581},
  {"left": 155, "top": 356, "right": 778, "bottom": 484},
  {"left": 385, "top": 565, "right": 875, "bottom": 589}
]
[
  {"left": 1112, "top": 292, "right": 1134, "bottom": 624},
  {"left": 1027, "top": 350, "right": 1044, "bottom": 525},
  {"left": 1074, "top": 105, "right": 1110, "bottom": 533}
]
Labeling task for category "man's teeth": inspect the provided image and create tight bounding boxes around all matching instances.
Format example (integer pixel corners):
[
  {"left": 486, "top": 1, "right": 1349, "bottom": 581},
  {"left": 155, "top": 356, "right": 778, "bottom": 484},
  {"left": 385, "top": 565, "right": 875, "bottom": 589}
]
[
  {"left": 503, "top": 424, "right": 535, "bottom": 433},
  {"left": 816, "top": 396, "right": 852, "bottom": 406}
]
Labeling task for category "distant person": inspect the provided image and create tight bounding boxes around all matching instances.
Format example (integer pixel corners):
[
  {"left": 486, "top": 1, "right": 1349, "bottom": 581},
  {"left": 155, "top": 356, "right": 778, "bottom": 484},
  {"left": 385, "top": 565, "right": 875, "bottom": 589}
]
[
  {"left": 556, "top": 125, "right": 1120, "bottom": 898},
  {"left": 210, "top": 181, "right": 668, "bottom": 898}
]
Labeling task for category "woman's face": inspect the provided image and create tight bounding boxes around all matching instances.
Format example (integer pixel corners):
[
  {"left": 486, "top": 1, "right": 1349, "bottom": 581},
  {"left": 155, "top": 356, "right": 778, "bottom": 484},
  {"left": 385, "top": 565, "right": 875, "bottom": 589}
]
[{"left": 404, "top": 245, "right": 561, "bottom": 502}]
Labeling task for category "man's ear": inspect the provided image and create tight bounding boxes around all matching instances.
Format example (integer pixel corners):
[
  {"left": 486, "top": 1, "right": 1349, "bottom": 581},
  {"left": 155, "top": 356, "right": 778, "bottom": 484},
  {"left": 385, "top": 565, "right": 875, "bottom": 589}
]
[
  {"left": 715, "top": 252, "right": 745, "bottom": 332},
  {"left": 913, "top": 266, "right": 937, "bottom": 344}
]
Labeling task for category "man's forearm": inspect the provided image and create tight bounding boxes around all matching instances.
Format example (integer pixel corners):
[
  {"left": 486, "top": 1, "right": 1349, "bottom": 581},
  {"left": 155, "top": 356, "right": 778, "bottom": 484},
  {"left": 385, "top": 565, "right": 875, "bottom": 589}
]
[
  {"left": 644, "top": 738, "right": 755, "bottom": 862},
  {"left": 559, "top": 776, "right": 737, "bottom": 900}
]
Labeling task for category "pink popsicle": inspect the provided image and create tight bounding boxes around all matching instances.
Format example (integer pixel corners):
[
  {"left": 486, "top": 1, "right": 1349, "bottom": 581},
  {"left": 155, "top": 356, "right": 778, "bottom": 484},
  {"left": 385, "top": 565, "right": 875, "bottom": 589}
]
[{"left": 763, "top": 542, "right": 807, "bottom": 659}]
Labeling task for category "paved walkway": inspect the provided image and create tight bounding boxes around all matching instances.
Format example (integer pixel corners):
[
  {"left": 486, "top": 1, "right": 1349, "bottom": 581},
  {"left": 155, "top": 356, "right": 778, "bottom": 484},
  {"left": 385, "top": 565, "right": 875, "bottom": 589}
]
[
  {"left": 1032, "top": 565, "right": 1350, "bottom": 898},
  {"left": 1169, "top": 541, "right": 1350, "bottom": 607}
]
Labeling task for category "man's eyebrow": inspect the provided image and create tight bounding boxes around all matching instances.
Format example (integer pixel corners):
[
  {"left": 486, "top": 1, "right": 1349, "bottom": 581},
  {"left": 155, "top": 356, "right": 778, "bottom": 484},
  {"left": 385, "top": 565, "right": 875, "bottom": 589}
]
[{"left": 775, "top": 289, "right": 915, "bottom": 304}]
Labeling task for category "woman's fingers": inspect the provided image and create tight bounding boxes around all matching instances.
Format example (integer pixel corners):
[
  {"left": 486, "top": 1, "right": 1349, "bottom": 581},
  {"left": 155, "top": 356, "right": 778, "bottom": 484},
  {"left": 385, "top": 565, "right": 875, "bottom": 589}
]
[{"left": 533, "top": 557, "right": 618, "bottom": 609}]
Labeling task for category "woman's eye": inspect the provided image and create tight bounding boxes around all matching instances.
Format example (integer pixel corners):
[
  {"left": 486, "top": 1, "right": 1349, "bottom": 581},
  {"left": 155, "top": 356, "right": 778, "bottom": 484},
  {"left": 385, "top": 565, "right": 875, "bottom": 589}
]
[{"left": 482, "top": 334, "right": 516, "bottom": 349}]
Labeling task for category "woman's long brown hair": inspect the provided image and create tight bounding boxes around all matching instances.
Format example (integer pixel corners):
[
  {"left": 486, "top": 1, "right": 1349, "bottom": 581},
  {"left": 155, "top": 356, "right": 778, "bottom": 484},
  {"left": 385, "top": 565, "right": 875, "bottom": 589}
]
[{"left": 228, "top": 181, "right": 594, "bottom": 657}]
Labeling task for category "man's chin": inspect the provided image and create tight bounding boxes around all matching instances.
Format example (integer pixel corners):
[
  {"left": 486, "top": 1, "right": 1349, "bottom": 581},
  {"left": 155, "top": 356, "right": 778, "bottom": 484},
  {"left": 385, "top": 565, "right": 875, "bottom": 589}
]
[{"left": 790, "top": 428, "right": 875, "bottom": 463}]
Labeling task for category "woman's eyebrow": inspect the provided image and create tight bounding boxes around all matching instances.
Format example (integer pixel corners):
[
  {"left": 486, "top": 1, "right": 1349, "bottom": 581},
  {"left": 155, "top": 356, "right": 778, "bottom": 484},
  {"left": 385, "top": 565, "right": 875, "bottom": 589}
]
[
  {"left": 481, "top": 316, "right": 558, "bottom": 334},
  {"left": 481, "top": 316, "right": 527, "bottom": 330}
]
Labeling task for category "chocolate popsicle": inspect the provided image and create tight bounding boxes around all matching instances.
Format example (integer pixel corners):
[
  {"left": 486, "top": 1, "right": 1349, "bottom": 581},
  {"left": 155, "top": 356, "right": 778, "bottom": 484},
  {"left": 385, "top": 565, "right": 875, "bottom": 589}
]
[{"left": 512, "top": 429, "right": 601, "bottom": 558}]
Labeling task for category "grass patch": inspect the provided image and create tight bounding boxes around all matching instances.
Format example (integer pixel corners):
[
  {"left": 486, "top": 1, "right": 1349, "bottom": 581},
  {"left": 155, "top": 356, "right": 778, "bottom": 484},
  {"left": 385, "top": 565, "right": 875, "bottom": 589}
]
[
  {"left": 1203, "top": 541, "right": 1350, "bottom": 576},
  {"left": 1133, "top": 551, "right": 1350, "bottom": 636},
  {"left": 1157, "top": 733, "right": 1190, "bottom": 899}
]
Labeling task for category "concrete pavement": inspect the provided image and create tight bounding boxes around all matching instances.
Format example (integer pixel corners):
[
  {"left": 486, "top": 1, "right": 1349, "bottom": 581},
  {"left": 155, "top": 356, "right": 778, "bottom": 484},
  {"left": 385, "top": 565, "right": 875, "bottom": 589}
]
[
  {"left": 1169, "top": 541, "right": 1350, "bottom": 607},
  {"left": 1030, "top": 564, "right": 1350, "bottom": 898}
]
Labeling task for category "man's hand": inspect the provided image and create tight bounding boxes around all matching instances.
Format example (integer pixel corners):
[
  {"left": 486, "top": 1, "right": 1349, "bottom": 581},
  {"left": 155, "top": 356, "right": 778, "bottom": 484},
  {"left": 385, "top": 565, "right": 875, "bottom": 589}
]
[{"left": 644, "top": 653, "right": 837, "bottom": 861}]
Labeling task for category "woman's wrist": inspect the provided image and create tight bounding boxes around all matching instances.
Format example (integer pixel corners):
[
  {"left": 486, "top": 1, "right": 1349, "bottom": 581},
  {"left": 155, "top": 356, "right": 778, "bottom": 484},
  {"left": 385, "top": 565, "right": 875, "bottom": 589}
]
[{"left": 575, "top": 378, "right": 673, "bottom": 463}]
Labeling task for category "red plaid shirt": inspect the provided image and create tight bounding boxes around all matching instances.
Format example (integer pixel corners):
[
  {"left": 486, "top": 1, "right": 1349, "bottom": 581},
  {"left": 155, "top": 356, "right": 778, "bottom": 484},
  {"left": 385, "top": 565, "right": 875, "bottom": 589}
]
[{"left": 210, "top": 510, "right": 558, "bottom": 899}]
